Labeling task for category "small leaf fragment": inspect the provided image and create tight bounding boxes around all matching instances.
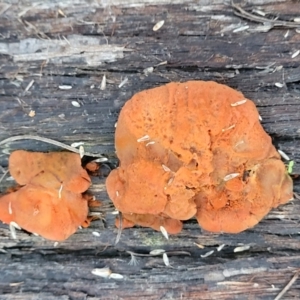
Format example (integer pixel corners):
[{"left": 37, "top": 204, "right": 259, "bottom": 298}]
[{"left": 288, "top": 160, "right": 294, "bottom": 174}]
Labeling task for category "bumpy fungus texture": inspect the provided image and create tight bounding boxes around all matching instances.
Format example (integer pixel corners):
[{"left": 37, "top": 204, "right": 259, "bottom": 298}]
[
  {"left": 106, "top": 81, "right": 293, "bottom": 234},
  {"left": 0, "top": 150, "right": 91, "bottom": 241}
]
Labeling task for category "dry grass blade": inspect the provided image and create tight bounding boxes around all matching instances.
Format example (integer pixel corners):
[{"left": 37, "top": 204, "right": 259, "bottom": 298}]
[
  {"left": 109, "top": 273, "right": 124, "bottom": 280},
  {"left": 223, "top": 173, "right": 240, "bottom": 181},
  {"left": 217, "top": 244, "right": 226, "bottom": 252},
  {"left": 92, "top": 231, "right": 100, "bottom": 237},
  {"left": 150, "top": 249, "right": 166, "bottom": 255},
  {"left": 201, "top": 250, "right": 214, "bottom": 258},
  {"left": 163, "top": 253, "right": 170, "bottom": 267},
  {"left": 0, "top": 169, "right": 9, "bottom": 186},
  {"left": 278, "top": 149, "right": 290, "bottom": 161},
  {"left": 9, "top": 222, "right": 21, "bottom": 239},
  {"left": 100, "top": 74, "right": 106, "bottom": 90},
  {"left": 292, "top": 50, "right": 300, "bottom": 59},
  {"left": 92, "top": 268, "right": 112, "bottom": 278},
  {"left": 153, "top": 20, "right": 165, "bottom": 32},
  {"left": 137, "top": 135, "right": 150, "bottom": 142},
  {"left": 24, "top": 79, "right": 34, "bottom": 92},
  {"left": 231, "top": 99, "right": 247, "bottom": 106},
  {"left": 274, "top": 270, "right": 300, "bottom": 300},
  {"left": 231, "top": 1, "right": 300, "bottom": 28},
  {"left": 9, "top": 282, "right": 24, "bottom": 287},
  {"left": 160, "top": 226, "right": 169, "bottom": 240},
  {"left": 0, "top": 135, "right": 106, "bottom": 158},
  {"left": 234, "top": 245, "right": 250, "bottom": 253},
  {"left": 118, "top": 77, "right": 128, "bottom": 88},
  {"left": 79, "top": 145, "right": 85, "bottom": 158},
  {"left": 194, "top": 242, "right": 205, "bottom": 249},
  {"left": 115, "top": 211, "right": 123, "bottom": 245}
]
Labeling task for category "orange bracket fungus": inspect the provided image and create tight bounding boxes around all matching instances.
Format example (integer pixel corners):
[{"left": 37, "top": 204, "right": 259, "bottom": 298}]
[
  {"left": 0, "top": 150, "right": 94, "bottom": 241},
  {"left": 106, "top": 81, "right": 293, "bottom": 234}
]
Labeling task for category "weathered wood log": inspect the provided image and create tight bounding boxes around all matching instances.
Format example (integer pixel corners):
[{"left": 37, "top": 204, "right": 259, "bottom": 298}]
[{"left": 0, "top": 0, "right": 300, "bottom": 299}]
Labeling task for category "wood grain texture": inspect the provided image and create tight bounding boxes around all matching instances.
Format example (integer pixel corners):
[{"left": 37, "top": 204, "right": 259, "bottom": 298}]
[{"left": 0, "top": 0, "right": 300, "bottom": 299}]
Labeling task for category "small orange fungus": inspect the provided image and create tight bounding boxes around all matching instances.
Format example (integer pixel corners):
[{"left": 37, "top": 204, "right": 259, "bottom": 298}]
[{"left": 0, "top": 151, "right": 92, "bottom": 241}]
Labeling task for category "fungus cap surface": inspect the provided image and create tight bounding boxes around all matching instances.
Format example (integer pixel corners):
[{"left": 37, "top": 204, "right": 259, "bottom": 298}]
[
  {"left": 0, "top": 151, "right": 91, "bottom": 241},
  {"left": 106, "top": 81, "right": 293, "bottom": 233}
]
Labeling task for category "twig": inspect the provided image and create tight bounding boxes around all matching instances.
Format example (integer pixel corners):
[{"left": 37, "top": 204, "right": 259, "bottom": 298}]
[
  {"left": 95, "top": 244, "right": 111, "bottom": 255},
  {"left": 231, "top": 1, "right": 300, "bottom": 29},
  {"left": 274, "top": 270, "right": 300, "bottom": 300},
  {"left": 0, "top": 135, "right": 106, "bottom": 158}
]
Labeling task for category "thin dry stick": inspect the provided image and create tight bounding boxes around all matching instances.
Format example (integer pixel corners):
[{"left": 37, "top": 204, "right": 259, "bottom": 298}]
[
  {"left": 231, "top": 1, "right": 300, "bottom": 28},
  {"left": 0, "top": 135, "right": 105, "bottom": 158},
  {"left": 274, "top": 270, "right": 300, "bottom": 300}
]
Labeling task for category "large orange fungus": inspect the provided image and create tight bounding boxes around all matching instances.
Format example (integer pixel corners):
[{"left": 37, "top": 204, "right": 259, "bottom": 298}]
[
  {"left": 0, "top": 150, "right": 92, "bottom": 241},
  {"left": 106, "top": 81, "right": 293, "bottom": 234}
]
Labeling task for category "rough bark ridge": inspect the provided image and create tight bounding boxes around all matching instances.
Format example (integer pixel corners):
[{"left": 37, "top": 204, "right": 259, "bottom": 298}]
[{"left": 0, "top": 1, "right": 300, "bottom": 299}]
